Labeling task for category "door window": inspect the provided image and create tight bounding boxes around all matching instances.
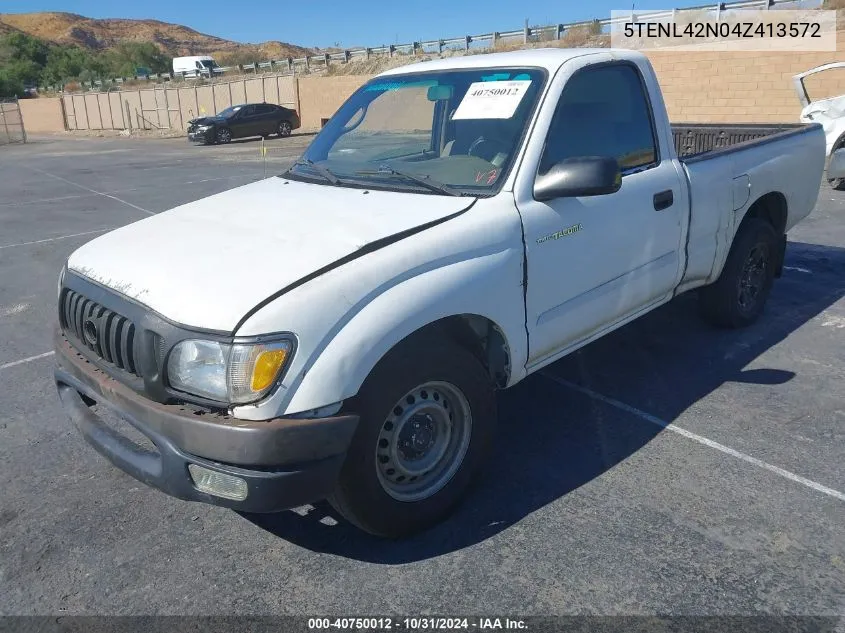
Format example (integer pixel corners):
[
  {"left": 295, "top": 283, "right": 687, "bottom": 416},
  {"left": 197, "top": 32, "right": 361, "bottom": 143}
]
[{"left": 539, "top": 64, "right": 659, "bottom": 176}]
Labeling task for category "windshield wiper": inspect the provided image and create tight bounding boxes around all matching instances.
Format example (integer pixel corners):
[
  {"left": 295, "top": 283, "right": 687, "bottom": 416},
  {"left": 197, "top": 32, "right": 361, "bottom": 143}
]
[
  {"left": 356, "top": 165, "right": 462, "bottom": 197},
  {"left": 291, "top": 158, "right": 341, "bottom": 185}
]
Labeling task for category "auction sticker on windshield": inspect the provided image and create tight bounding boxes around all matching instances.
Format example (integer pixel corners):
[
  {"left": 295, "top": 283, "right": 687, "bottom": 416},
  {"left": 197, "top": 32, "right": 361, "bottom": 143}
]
[{"left": 452, "top": 80, "right": 532, "bottom": 120}]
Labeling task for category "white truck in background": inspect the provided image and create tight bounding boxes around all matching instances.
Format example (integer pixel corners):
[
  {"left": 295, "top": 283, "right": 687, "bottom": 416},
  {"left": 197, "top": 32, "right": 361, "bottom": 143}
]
[
  {"left": 172, "top": 55, "right": 220, "bottom": 78},
  {"left": 55, "top": 48, "right": 825, "bottom": 538}
]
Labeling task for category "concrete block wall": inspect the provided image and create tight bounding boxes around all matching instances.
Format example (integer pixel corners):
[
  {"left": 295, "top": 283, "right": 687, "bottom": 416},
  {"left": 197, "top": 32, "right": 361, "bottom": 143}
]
[
  {"left": 647, "top": 30, "right": 845, "bottom": 123},
  {"left": 297, "top": 53, "right": 845, "bottom": 129},
  {"left": 297, "top": 75, "right": 374, "bottom": 129}
]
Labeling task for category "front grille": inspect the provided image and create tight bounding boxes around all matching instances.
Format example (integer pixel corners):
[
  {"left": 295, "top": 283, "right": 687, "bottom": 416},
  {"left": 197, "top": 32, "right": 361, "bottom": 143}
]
[{"left": 60, "top": 289, "right": 141, "bottom": 377}]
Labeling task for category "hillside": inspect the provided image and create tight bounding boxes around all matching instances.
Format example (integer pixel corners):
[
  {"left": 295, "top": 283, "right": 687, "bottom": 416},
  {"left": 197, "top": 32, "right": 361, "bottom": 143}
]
[{"left": 0, "top": 12, "right": 311, "bottom": 60}]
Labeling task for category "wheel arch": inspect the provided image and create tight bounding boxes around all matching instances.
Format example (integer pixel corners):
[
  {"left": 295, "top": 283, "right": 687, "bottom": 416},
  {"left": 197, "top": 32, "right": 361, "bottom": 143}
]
[
  {"left": 386, "top": 314, "right": 513, "bottom": 389},
  {"left": 740, "top": 191, "right": 788, "bottom": 235},
  {"left": 282, "top": 309, "right": 518, "bottom": 417},
  {"left": 737, "top": 191, "right": 787, "bottom": 276}
]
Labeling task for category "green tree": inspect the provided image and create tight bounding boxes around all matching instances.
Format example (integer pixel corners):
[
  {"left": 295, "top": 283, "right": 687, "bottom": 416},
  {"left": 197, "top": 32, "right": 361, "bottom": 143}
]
[
  {"left": 102, "top": 42, "right": 170, "bottom": 77},
  {"left": 0, "top": 71, "right": 25, "bottom": 97},
  {"left": 41, "top": 45, "right": 95, "bottom": 85},
  {"left": 0, "top": 32, "right": 52, "bottom": 95},
  {"left": 0, "top": 30, "right": 175, "bottom": 93},
  {"left": 1, "top": 32, "right": 50, "bottom": 66}
]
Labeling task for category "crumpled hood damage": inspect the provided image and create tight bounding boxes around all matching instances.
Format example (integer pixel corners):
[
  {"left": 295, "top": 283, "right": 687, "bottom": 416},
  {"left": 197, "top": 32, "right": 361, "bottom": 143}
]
[{"left": 67, "top": 177, "right": 474, "bottom": 332}]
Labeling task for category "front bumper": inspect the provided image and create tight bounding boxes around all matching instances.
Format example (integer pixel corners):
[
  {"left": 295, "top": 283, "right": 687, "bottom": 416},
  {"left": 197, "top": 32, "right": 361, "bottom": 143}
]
[
  {"left": 187, "top": 128, "right": 213, "bottom": 143},
  {"left": 54, "top": 333, "right": 359, "bottom": 512}
]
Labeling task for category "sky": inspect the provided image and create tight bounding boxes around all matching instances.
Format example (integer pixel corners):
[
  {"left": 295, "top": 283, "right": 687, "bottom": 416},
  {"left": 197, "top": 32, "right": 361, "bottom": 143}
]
[
  {"left": 2, "top": 0, "right": 822, "bottom": 48},
  {"left": 0, "top": 0, "right": 745, "bottom": 49}
]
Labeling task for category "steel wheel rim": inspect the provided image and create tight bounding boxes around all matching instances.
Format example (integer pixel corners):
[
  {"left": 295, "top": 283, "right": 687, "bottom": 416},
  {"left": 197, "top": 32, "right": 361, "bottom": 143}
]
[
  {"left": 738, "top": 244, "right": 768, "bottom": 312},
  {"left": 375, "top": 381, "right": 472, "bottom": 502}
]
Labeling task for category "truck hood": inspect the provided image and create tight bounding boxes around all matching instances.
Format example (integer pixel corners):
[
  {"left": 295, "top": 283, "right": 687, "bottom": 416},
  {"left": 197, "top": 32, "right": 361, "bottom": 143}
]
[{"left": 67, "top": 177, "right": 475, "bottom": 332}]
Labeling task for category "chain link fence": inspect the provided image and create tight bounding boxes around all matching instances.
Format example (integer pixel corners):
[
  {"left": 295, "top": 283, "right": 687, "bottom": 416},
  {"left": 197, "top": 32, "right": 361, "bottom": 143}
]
[{"left": 0, "top": 98, "right": 27, "bottom": 145}]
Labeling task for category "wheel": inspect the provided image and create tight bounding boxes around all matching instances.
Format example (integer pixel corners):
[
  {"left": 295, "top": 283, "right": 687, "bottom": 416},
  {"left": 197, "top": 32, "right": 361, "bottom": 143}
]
[
  {"left": 698, "top": 218, "right": 778, "bottom": 329},
  {"left": 216, "top": 127, "right": 232, "bottom": 144},
  {"left": 329, "top": 337, "right": 496, "bottom": 538},
  {"left": 828, "top": 136, "right": 845, "bottom": 190},
  {"left": 277, "top": 120, "right": 292, "bottom": 137}
]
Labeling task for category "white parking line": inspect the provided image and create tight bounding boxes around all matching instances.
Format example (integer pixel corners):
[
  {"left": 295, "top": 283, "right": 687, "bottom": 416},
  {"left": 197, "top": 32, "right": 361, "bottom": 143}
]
[
  {"left": 0, "top": 192, "right": 100, "bottom": 207},
  {"left": 0, "top": 351, "right": 55, "bottom": 371},
  {"left": 0, "top": 228, "right": 113, "bottom": 250},
  {"left": 540, "top": 372, "right": 845, "bottom": 503},
  {"left": 0, "top": 173, "right": 259, "bottom": 208},
  {"left": 25, "top": 167, "right": 155, "bottom": 216}
]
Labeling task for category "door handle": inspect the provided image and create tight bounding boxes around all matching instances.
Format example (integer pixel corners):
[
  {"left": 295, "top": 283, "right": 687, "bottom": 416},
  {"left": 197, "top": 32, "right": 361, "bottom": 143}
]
[{"left": 653, "top": 190, "right": 674, "bottom": 211}]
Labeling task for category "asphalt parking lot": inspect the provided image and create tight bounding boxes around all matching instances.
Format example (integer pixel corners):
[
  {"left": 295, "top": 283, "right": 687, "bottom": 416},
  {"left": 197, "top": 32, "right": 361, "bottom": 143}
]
[{"left": 1, "top": 133, "right": 844, "bottom": 618}]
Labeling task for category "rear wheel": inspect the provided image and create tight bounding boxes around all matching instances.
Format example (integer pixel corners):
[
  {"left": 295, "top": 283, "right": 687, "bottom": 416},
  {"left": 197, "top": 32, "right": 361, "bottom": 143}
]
[
  {"left": 329, "top": 338, "right": 496, "bottom": 538},
  {"left": 698, "top": 218, "right": 778, "bottom": 329},
  {"left": 216, "top": 127, "right": 232, "bottom": 144},
  {"left": 277, "top": 120, "right": 292, "bottom": 137}
]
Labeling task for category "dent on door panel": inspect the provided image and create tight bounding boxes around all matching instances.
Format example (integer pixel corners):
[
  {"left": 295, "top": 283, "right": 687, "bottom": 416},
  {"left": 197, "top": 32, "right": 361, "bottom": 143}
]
[{"left": 678, "top": 161, "right": 733, "bottom": 290}]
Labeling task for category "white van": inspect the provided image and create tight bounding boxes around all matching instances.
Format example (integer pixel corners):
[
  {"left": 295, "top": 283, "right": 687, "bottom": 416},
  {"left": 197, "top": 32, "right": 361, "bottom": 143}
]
[{"left": 172, "top": 56, "right": 220, "bottom": 78}]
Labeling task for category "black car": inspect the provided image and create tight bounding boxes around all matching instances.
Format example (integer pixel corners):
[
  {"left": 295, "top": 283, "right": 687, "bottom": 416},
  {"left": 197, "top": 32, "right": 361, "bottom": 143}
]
[{"left": 187, "top": 103, "right": 301, "bottom": 144}]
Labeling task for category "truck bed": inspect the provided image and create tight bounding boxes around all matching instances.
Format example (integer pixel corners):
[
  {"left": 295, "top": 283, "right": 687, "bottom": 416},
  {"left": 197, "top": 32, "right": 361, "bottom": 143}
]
[{"left": 672, "top": 123, "right": 815, "bottom": 162}]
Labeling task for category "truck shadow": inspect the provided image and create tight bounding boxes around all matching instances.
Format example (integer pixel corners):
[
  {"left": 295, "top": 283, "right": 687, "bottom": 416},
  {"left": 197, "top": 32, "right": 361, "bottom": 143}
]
[{"left": 241, "top": 240, "right": 845, "bottom": 563}]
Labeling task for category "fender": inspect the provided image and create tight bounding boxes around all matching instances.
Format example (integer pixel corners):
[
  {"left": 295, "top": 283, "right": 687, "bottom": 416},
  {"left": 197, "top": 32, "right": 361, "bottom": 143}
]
[
  {"left": 291, "top": 249, "right": 526, "bottom": 415},
  {"left": 235, "top": 247, "right": 528, "bottom": 418}
]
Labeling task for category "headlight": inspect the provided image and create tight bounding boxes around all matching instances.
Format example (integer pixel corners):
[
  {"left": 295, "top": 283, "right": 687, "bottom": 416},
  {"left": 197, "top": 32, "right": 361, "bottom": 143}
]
[
  {"left": 196, "top": 125, "right": 211, "bottom": 131},
  {"left": 166, "top": 338, "right": 293, "bottom": 404}
]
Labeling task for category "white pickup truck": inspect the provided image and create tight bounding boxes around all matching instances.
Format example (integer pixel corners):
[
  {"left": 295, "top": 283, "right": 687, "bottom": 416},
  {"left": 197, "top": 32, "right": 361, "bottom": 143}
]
[{"left": 55, "top": 48, "right": 825, "bottom": 538}]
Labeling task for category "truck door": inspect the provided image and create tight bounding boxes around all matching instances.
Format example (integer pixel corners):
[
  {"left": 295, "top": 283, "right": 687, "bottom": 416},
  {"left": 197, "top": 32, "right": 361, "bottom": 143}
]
[{"left": 515, "top": 60, "right": 687, "bottom": 367}]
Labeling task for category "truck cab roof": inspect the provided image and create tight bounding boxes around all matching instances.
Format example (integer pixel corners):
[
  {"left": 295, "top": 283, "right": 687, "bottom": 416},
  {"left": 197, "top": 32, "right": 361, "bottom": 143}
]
[{"left": 377, "top": 48, "right": 648, "bottom": 77}]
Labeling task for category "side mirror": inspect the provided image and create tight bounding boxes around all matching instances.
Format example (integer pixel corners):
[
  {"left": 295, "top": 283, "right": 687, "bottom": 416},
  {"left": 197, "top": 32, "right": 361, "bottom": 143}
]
[{"left": 534, "top": 157, "right": 622, "bottom": 201}]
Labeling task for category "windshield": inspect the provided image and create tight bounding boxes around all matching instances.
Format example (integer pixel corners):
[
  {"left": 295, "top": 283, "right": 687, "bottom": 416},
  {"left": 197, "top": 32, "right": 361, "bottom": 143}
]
[
  {"left": 201, "top": 60, "right": 218, "bottom": 69},
  {"left": 289, "top": 67, "right": 546, "bottom": 196},
  {"left": 217, "top": 106, "right": 242, "bottom": 118}
]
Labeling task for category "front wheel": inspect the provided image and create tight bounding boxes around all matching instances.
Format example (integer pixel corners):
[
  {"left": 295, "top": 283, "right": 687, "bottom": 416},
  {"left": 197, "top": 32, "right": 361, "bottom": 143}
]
[
  {"left": 216, "top": 127, "right": 232, "bottom": 144},
  {"left": 329, "top": 338, "right": 496, "bottom": 538},
  {"left": 698, "top": 218, "right": 778, "bottom": 329},
  {"left": 277, "top": 120, "right": 292, "bottom": 137}
]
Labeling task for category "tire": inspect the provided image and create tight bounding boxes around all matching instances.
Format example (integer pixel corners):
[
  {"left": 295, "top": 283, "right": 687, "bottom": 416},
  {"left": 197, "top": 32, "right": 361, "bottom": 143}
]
[
  {"left": 828, "top": 136, "right": 845, "bottom": 190},
  {"left": 329, "top": 337, "right": 496, "bottom": 538},
  {"left": 216, "top": 127, "right": 232, "bottom": 144},
  {"left": 698, "top": 218, "right": 778, "bottom": 329},
  {"left": 277, "top": 120, "right": 292, "bottom": 137}
]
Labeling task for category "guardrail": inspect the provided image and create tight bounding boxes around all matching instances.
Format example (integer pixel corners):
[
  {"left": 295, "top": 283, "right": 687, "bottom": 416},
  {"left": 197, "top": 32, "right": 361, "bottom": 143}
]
[{"left": 45, "top": 0, "right": 802, "bottom": 93}]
